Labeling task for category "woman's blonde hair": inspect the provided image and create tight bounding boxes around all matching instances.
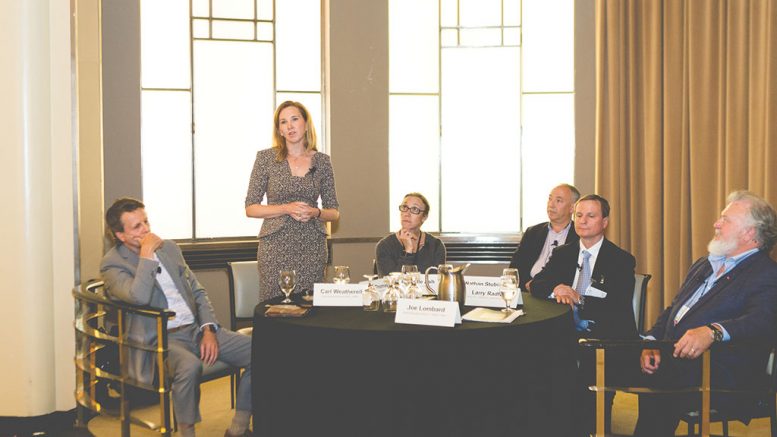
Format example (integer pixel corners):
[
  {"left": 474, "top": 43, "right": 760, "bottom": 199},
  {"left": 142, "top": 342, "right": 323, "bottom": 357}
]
[{"left": 272, "top": 100, "right": 318, "bottom": 161}]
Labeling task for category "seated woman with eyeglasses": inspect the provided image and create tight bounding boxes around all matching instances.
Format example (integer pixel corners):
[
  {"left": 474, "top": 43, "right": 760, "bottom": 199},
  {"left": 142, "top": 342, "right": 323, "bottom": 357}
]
[{"left": 375, "top": 192, "right": 446, "bottom": 276}]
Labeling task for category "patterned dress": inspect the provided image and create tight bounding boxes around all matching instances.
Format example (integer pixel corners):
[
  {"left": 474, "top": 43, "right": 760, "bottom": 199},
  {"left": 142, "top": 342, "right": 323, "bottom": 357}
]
[{"left": 245, "top": 148, "right": 339, "bottom": 301}]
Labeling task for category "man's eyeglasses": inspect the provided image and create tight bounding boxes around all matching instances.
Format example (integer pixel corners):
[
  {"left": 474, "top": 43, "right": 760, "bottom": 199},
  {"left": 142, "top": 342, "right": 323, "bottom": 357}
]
[{"left": 399, "top": 205, "right": 425, "bottom": 215}]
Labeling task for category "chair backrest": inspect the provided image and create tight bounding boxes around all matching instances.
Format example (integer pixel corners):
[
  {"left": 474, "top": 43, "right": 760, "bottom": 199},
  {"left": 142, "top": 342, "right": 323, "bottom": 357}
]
[
  {"left": 227, "top": 260, "right": 261, "bottom": 331},
  {"left": 633, "top": 273, "right": 652, "bottom": 334}
]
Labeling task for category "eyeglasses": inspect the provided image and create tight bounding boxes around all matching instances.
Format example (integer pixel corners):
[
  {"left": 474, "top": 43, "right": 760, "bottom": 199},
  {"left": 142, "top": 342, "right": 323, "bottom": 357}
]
[{"left": 399, "top": 205, "right": 425, "bottom": 215}]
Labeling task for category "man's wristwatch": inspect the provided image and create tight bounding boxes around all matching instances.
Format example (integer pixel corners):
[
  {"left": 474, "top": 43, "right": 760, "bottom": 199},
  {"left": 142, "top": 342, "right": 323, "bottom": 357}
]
[{"left": 707, "top": 323, "right": 723, "bottom": 342}]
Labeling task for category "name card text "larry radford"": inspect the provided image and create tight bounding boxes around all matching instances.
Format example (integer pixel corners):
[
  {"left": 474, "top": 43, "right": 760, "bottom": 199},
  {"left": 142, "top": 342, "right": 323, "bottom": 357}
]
[
  {"left": 464, "top": 275, "right": 523, "bottom": 308},
  {"left": 313, "top": 283, "right": 364, "bottom": 307},
  {"left": 394, "top": 299, "right": 462, "bottom": 327}
]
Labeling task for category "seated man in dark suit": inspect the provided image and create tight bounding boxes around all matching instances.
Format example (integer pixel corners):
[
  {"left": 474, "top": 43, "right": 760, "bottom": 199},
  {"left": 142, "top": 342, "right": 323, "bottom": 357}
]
[
  {"left": 531, "top": 194, "right": 637, "bottom": 435},
  {"left": 100, "top": 198, "right": 253, "bottom": 437},
  {"left": 509, "top": 183, "right": 580, "bottom": 292},
  {"left": 634, "top": 191, "right": 777, "bottom": 436}
]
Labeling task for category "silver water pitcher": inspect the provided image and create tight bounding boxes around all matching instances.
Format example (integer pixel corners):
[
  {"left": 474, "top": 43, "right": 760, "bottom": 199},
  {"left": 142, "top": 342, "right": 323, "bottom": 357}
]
[{"left": 424, "top": 263, "right": 470, "bottom": 306}]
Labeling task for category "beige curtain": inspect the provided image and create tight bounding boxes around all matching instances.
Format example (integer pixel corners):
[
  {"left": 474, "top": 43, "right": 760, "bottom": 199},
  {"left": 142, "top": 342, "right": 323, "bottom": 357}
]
[{"left": 594, "top": 0, "right": 777, "bottom": 328}]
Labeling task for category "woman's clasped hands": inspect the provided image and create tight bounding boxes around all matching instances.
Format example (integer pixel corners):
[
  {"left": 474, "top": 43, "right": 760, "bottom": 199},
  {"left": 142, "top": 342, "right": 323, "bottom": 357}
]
[{"left": 287, "top": 201, "right": 319, "bottom": 222}]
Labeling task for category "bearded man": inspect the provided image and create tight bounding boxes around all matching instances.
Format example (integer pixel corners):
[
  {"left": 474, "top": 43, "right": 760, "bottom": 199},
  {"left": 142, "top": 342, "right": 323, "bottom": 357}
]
[{"left": 634, "top": 191, "right": 777, "bottom": 436}]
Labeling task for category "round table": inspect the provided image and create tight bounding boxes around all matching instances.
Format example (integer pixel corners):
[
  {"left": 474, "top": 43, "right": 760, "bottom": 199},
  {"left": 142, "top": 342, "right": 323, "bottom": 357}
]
[{"left": 251, "top": 293, "right": 576, "bottom": 437}]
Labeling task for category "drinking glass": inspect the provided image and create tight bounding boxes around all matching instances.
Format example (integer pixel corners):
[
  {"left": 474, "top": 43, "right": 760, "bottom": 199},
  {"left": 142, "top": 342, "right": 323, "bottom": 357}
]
[
  {"left": 499, "top": 274, "right": 518, "bottom": 314},
  {"left": 502, "top": 268, "right": 520, "bottom": 288},
  {"left": 383, "top": 273, "right": 401, "bottom": 312},
  {"left": 279, "top": 270, "right": 297, "bottom": 303},
  {"left": 362, "top": 274, "right": 380, "bottom": 311},
  {"left": 333, "top": 265, "right": 351, "bottom": 284},
  {"left": 401, "top": 265, "right": 421, "bottom": 299},
  {"left": 401, "top": 265, "right": 419, "bottom": 275}
]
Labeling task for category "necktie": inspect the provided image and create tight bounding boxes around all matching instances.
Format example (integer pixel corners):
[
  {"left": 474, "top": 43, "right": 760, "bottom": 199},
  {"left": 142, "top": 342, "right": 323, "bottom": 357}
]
[{"left": 573, "top": 250, "right": 592, "bottom": 331}]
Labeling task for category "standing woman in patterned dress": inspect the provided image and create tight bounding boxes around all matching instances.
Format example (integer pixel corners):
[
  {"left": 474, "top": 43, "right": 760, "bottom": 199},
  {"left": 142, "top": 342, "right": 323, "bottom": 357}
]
[{"left": 245, "top": 101, "right": 339, "bottom": 301}]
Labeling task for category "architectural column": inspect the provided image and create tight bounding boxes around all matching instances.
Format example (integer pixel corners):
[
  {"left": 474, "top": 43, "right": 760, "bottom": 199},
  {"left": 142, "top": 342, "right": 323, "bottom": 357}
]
[{"left": 0, "top": 0, "right": 76, "bottom": 415}]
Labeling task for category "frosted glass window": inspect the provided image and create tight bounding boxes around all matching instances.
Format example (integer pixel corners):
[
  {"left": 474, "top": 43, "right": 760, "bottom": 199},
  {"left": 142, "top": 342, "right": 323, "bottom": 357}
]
[
  {"left": 503, "top": 0, "right": 521, "bottom": 26},
  {"left": 440, "top": 0, "right": 457, "bottom": 27},
  {"left": 276, "top": 0, "right": 321, "bottom": 92},
  {"left": 459, "top": 28, "right": 501, "bottom": 47},
  {"left": 389, "top": 0, "right": 438, "bottom": 93},
  {"left": 193, "top": 19, "right": 210, "bottom": 39},
  {"left": 212, "top": 20, "right": 255, "bottom": 40},
  {"left": 521, "top": 93, "right": 575, "bottom": 226},
  {"left": 212, "top": 0, "right": 254, "bottom": 19},
  {"left": 276, "top": 93, "right": 323, "bottom": 151},
  {"left": 256, "top": 22, "right": 273, "bottom": 41},
  {"left": 440, "top": 47, "right": 521, "bottom": 232},
  {"left": 193, "top": 41, "right": 275, "bottom": 238},
  {"left": 140, "top": 0, "right": 190, "bottom": 88},
  {"left": 389, "top": 95, "right": 441, "bottom": 232},
  {"left": 459, "top": 0, "right": 500, "bottom": 27},
  {"left": 503, "top": 28, "right": 520, "bottom": 46},
  {"left": 441, "top": 29, "right": 458, "bottom": 47},
  {"left": 522, "top": 0, "right": 574, "bottom": 92},
  {"left": 141, "top": 91, "right": 193, "bottom": 239},
  {"left": 257, "top": 0, "right": 273, "bottom": 20},
  {"left": 389, "top": 0, "right": 575, "bottom": 234},
  {"left": 192, "top": 0, "right": 209, "bottom": 17}
]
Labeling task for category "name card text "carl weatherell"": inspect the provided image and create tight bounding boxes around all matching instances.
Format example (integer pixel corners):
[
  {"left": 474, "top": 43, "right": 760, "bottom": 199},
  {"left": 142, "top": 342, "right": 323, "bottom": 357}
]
[{"left": 313, "top": 283, "right": 364, "bottom": 307}]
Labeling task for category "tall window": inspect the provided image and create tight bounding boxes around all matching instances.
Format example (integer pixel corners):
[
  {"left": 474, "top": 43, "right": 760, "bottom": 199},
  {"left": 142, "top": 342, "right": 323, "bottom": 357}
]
[
  {"left": 389, "top": 0, "right": 575, "bottom": 233},
  {"left": 140, "top": 0, "right": 322, "bottom": 239}
]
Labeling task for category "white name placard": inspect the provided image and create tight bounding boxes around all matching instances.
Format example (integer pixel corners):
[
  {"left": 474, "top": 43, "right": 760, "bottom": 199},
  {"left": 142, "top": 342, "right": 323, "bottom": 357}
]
[
  {"left": 464, "top": 275, "right": 522, "bottom": 308},
  {"left": 313, "top": 283, "right": 364, "bottom": 307},
  {"left": 394, "top": 298, "right": 462, "bottom": 327}
]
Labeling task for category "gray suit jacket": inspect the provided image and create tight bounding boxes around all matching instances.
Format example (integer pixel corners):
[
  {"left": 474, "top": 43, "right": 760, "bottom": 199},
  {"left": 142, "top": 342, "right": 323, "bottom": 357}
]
[{"left": 100, "top": 240, "right": 218, "bottom": 384}]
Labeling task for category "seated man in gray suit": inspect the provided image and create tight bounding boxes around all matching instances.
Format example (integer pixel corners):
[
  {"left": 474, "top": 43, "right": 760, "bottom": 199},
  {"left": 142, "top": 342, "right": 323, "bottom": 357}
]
[
  {"left": 100, "top": 198, "right": 252, "bottom": 437},
  {"left": 635, "top": 191, "right": 777, "bottom": 436},
  {"left": 508, "top": 183, "right": 580, "bottom": 292}
]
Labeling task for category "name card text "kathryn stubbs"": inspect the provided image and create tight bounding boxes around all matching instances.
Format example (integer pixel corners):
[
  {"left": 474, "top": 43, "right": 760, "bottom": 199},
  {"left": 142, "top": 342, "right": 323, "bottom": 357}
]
[
  {"left": 394, "top": 299, "right": 461, "bottom": 327},
  {"left": 313, "top": 283, "right": 364, "bottom": 307}
]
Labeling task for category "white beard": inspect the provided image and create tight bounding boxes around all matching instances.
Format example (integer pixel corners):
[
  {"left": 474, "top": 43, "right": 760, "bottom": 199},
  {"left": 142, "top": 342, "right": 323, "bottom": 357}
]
[{"left": 707, "top": 234, "right": 739, "bottom": 257}]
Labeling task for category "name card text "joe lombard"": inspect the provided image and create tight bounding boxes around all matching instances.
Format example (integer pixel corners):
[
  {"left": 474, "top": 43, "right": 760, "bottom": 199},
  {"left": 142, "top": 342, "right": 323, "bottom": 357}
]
[{"left": 395, "top": 299, "right": 461, "bottom": 327}]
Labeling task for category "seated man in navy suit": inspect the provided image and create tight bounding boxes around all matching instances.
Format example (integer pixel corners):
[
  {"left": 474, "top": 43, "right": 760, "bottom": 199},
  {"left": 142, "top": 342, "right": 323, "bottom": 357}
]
[
  {"left": 531, "top": 194, "right": 638, "bottom": 435},
  {"left": 508, "top": 183, "right": 580, "bottom": 292},
  {"left": 100, "top": 198, "right": 253, "bottom": 437},
  {"left": 635, "top": 191, "right": 777, "bottom": 436}
]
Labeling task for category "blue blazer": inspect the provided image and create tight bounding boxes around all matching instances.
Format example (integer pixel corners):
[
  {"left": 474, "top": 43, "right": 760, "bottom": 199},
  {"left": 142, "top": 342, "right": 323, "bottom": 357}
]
[{"left": 647, "top": 250, "right": 777, "bottom": 390}]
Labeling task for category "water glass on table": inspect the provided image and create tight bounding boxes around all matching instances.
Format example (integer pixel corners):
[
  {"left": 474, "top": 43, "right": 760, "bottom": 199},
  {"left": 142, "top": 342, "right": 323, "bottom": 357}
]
[
  {"left": 279, "top": 270, "right": 297, "bottom": 303},
  {"left": 401, "top": 265, "right": 420, "bottom": 298},
  {"left": 382, "top": 273, "right": 402, "bottom": 312},
  {"left": 333, "top": 265, "right": 351, "bottom": 284},
  {"left": 362, "top": 274, "right": 380, "bottom": 311},
  {"left": 499, "top": 274, "right": 518, "bottom": 314},
  {"left": 502, "top": 268, "right": 519, "bottom": 289}
]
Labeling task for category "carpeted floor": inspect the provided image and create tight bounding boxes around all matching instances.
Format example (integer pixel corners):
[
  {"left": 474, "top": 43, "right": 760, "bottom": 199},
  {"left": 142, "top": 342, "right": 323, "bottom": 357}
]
[{"left": 85, "top": 378, "right": 774, "bottom": 436}]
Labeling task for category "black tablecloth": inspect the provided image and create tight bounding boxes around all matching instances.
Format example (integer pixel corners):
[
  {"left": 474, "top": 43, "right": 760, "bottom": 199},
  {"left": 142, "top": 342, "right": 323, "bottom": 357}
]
[{"left": 252, "top": 293, "right": 576, "bottom": 437}]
